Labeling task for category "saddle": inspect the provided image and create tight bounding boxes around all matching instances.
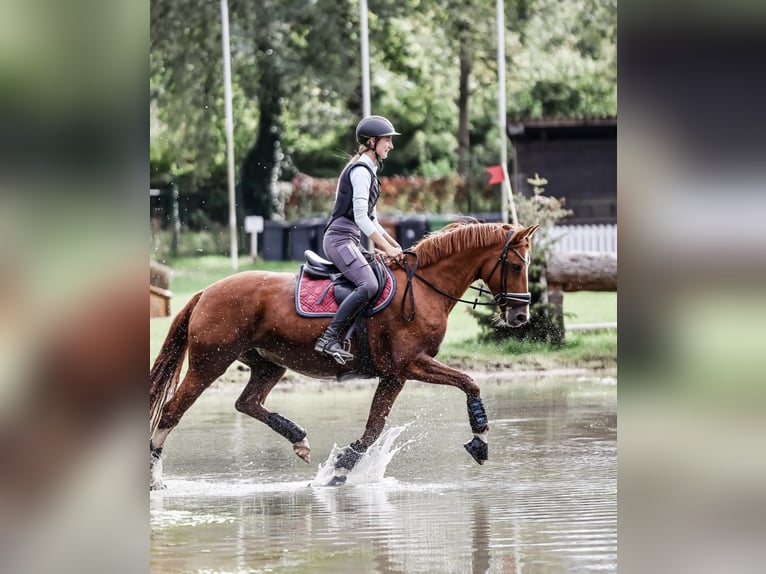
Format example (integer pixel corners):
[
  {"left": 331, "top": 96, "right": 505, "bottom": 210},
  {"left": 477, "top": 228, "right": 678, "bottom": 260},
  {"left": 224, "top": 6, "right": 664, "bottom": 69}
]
[
  {"left": 295, "top": 250, "right": 396, "bottom": 318},
  {"left": 295, "top": 250, "right": 396, "bottom": 380}
]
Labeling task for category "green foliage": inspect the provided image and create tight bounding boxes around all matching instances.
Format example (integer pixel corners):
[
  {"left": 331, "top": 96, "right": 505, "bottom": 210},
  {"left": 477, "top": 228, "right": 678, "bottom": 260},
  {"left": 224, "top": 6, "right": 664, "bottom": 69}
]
[
  {"left": 505, "top": 0, "right": 617, "bottom": 118},
  {"left": 150, "top": 0, "right": 616, "bottom": 214},
  {"left": 151, "top": 226, "right": 236, "bottom": 260},
  {"left": 470, "top": 180, "right": 573, "bottom": 345}
]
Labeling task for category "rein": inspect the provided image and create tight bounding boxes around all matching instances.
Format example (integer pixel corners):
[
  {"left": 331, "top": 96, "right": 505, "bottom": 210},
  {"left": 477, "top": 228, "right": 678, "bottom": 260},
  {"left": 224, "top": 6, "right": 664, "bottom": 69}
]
[{"left": 397, "top": 229, "right": 532, "bottom": 322}]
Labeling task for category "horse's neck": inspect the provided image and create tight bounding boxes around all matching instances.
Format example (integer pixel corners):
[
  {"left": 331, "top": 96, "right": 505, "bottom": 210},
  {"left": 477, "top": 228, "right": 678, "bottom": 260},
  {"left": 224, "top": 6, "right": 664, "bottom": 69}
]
[{"left": 417, "top": 249, "right": 485, "bottom": 300}]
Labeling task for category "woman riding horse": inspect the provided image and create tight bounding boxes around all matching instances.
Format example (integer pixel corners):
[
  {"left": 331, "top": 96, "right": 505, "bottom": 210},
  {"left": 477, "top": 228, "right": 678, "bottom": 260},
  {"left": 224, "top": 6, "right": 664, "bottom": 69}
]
[
  {"left": 314, "top": 115, "right": 404, "bottom": 364},
  {"left": 149, "top": 144, "right": 540, "bottom": 489}
]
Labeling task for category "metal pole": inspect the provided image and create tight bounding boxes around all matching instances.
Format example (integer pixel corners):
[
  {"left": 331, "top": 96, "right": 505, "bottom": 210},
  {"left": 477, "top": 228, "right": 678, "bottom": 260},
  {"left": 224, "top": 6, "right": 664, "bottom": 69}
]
[
  {"left": 360, "top": 0, "right": 371, "bottom": 117},
  {"left": 221, "top": 0, "right": 238, "bottom": 270},
  {"left": 360, "top": 0, "right": 373, "bottom": 251},
  {"left": 496, "top": 0, "right": 518, "bottom": 224}
]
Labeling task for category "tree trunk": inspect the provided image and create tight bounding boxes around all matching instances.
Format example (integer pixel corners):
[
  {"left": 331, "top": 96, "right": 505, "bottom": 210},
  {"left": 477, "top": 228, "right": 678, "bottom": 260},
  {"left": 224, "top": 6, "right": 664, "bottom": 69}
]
[{"left": 240, "top": 31, "right": 283, "bottom": 219}]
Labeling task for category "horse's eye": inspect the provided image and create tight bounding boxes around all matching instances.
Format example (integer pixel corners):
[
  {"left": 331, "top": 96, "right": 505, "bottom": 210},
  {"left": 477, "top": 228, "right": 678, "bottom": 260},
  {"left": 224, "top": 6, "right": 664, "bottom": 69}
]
[{"left": 512, "top": 263, "right": 523, "bottom": 272}]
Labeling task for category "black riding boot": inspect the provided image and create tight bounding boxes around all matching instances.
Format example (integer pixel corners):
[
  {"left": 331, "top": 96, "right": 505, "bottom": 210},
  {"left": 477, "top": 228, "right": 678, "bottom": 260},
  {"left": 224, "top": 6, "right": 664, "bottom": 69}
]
[{"left": 315, "top": 288, "right": 370, "bottom": 365}]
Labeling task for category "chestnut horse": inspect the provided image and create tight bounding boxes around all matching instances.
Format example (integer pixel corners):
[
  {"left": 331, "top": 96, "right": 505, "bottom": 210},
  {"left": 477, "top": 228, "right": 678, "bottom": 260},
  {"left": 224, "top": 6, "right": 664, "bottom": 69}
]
[{"left": 150, "top": 222, "right": 539, "bottom": 488}]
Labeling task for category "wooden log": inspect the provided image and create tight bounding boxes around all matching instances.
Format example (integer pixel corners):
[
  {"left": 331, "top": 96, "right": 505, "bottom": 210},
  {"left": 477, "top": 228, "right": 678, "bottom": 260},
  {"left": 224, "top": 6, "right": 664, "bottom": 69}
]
[
  {"left": 546, "top": 251, "right": 617, "bottom": 292},
  {"left": 150, "top": 285, "right": 172, "bottom": 318},
  {"left": 544, "top": 251, "right": 617, "bottom": 337}
]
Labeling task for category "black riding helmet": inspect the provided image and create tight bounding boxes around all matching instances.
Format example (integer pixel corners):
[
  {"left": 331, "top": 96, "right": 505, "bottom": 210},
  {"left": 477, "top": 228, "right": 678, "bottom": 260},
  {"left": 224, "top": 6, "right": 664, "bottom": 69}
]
[{"left": 355, "top": 115, "right": 400, "bottom": 147}]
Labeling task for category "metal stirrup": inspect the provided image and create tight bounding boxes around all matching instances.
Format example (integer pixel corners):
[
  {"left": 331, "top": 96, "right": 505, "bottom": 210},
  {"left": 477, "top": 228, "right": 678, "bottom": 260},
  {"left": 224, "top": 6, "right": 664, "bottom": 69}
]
[{"left": 316, "top": 339, "right": 353, "bottom": 364}]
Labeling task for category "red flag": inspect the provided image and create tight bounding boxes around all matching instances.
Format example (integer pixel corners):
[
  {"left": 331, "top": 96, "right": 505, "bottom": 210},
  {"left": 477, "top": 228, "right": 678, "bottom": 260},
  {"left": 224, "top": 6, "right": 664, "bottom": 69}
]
[{"left": 485, "top": 164, "right": 504, "bottom": 185}]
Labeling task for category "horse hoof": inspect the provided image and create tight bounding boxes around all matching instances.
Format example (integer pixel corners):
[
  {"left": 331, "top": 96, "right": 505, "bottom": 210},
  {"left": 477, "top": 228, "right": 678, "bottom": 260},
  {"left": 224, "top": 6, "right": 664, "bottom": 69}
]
[
  {"left": 463, "top": 436, "right": 488, "bottom": 465},
  {"left": 325, "top": 475, "right": 347, "bottom": 487},
  {"left": 150, "top": 482, "right": 166, "bottom": 491},
  {"left": 293, "top": 438, "right": 311, "bottom": 463},
  {"left": 298, "top": 452, "right": 311, "bottom": 464}
]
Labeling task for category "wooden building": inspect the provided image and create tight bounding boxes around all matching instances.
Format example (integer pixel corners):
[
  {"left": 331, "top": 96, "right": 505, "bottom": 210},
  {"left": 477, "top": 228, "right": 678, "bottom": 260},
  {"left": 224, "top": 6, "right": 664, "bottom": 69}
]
[{"left": 507, "top": 116, "right": 616, "bottom": 224}]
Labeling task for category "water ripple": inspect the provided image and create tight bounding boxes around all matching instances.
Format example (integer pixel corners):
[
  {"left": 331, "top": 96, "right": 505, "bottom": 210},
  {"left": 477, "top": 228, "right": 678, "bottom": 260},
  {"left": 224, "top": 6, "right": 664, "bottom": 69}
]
[{"left": 151, "top": 377, "right": 616, "bottom": 573}]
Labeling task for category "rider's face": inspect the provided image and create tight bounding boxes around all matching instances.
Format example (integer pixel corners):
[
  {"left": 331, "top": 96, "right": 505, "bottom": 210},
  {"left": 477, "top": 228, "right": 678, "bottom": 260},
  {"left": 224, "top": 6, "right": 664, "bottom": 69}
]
[{"left": 375, "top": 136, "right": 394, "bottom": 159}]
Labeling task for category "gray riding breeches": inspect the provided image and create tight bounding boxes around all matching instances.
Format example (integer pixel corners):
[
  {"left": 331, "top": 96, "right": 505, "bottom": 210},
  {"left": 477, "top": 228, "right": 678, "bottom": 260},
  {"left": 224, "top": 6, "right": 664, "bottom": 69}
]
[{"left": 323, "top": 223, "right": 378, "bottom": 300}]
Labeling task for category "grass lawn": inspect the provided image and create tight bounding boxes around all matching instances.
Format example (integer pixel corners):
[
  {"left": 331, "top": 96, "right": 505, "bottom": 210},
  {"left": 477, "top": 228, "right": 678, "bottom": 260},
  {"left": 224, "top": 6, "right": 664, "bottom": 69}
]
[{"left": 151, "top": 256, "right": 616, "bottom": 371}]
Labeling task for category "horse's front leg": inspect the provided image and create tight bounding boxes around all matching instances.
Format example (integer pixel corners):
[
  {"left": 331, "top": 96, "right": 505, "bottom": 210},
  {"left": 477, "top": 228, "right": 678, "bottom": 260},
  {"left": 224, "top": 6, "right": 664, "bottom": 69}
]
[
  {"left": 327, "top": 376, "right": 406, "bottom": 486},
  {"left": 408, "top": 352, "right": 489, "bottom": 465}
]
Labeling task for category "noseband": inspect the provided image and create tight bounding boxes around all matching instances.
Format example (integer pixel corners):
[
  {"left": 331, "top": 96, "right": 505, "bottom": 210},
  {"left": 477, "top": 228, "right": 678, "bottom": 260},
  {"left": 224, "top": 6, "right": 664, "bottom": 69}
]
[{"left": 398, "top": 229, "right": 531, "bottom": 321}]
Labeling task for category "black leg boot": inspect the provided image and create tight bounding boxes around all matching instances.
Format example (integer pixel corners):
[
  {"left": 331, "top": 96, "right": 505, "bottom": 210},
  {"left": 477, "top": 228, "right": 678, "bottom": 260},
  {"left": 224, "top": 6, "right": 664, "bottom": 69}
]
[{"left": 315, "top": 288, "right": 370, "bottom": 365}]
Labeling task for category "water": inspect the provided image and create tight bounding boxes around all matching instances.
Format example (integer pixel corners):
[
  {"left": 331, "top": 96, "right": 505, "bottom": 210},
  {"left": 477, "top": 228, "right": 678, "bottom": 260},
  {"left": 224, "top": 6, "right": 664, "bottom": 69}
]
[
  {"left": 310, "top": 425, "right": 413, "bottom": 487},
  {"left": 150, "top": 374, "right": 616, "bottom": 573}
]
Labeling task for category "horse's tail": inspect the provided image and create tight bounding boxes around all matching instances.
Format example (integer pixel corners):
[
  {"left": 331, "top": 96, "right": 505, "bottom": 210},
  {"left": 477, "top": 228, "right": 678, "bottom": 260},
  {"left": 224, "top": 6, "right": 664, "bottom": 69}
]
[{"left": 149, "top": 291, "right": 202, "bottom": 435}]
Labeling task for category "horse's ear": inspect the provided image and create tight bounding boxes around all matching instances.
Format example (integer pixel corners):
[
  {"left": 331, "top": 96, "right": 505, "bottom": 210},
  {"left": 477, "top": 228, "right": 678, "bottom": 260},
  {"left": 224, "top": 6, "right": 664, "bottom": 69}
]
[{"left": 511, "top": 224, "right": 540, "bottom": 244}]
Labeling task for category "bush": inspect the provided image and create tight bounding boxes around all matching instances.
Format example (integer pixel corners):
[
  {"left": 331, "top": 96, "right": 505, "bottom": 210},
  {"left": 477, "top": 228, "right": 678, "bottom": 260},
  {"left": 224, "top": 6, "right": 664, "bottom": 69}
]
[
  {"left": 470, "top": 180, "right": 572, "bottom": 345},
  {"left": 151, "top": 225, "right": 238, "bottom": 259},
  {"left": 280, "top": 172, "right": 471, "bottom": 219},
  {"left": 152, "top": 166, "right": 508, "bottom": 224}
]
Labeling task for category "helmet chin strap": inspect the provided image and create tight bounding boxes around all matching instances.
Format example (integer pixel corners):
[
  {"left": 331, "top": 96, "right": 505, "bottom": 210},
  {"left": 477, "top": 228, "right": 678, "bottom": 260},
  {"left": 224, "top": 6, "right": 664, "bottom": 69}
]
[{"left": 363, "top": 137, "right": 383, "bottom": 170}]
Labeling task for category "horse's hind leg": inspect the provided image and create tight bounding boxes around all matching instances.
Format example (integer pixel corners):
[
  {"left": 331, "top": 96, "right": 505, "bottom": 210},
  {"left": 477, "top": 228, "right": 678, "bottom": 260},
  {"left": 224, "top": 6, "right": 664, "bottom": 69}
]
[
  {"left": 328, "top": 376, "right": 406, "bottom": 486},
  {"left": 233, "top": 351, "right": 310, "bottom": 463},
  {"left": 150, "top": 348, "right": 239, "bottom": 490}
]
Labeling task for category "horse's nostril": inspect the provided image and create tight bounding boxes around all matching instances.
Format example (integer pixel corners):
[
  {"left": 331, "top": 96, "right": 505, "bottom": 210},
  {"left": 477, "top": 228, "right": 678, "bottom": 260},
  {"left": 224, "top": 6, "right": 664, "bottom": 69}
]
[{"left": 516, "top": 313, "right": 527, "bottom": 323}]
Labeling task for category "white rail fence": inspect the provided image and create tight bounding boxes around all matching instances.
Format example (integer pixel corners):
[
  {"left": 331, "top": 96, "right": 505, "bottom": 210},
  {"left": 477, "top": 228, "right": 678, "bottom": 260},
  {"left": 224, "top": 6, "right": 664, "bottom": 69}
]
[
  {"left": 545, "top": 225, "right": 618, "bottom": 332},
  {"left": 548, "top": 224, "right": 617, "bottom": 254}
]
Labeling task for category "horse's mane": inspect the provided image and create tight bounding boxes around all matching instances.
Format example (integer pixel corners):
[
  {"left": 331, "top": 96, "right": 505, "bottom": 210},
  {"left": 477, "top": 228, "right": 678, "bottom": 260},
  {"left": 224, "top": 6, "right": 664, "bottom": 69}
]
[{"left": 408, "top": 220, "right": 521, "bottom": 268}]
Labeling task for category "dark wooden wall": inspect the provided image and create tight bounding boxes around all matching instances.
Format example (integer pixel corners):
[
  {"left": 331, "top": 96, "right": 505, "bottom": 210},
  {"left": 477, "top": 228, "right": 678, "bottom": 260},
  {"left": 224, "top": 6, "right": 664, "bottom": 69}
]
[{"left": 509, "top": 119, "right": 616, "bottom": 224}]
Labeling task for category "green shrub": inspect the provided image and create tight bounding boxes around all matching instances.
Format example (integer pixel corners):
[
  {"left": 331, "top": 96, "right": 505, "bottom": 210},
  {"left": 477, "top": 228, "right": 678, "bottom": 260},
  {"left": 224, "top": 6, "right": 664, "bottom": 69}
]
[
  {"left": 470, "top": 178, "right": 572, "bottom": 345},
  {"left": 151, "top": 226, "right": 237, "bottom": 259}
]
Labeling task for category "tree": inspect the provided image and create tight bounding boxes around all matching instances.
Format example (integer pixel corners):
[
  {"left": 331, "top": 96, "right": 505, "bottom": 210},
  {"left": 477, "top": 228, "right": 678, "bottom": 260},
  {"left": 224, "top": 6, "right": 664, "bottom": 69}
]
[
  {"left": 234, "top": 2, "right": 286, "bottom": 220},
  {"left": 150, "top": 0, "right": 228, "bottom": 183},
  {"left": 506, "top": 0, "right": 617, "bottom": 118},
  {"left": 150, "top": 0, "right": 617, "bottom": 221}
]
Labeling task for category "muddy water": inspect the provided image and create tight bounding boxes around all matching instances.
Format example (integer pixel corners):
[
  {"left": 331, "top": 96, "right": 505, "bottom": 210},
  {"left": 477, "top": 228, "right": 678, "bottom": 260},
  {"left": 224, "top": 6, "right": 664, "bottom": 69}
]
[{"left": 150, "top": 374, "right": 616, "bottom": 573}]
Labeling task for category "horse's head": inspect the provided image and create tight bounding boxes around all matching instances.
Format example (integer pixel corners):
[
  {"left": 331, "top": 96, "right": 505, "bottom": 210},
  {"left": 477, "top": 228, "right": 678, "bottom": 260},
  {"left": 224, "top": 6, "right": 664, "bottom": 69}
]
[{"left": 482, "top": 224, "right": 540, "bottom": 328}]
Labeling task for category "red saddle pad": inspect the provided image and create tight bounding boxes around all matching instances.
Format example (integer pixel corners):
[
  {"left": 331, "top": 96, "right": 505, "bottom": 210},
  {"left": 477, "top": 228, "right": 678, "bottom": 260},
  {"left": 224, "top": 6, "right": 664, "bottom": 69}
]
[{"left": 295, "top": 266, "right": 396, "bottom": 318}]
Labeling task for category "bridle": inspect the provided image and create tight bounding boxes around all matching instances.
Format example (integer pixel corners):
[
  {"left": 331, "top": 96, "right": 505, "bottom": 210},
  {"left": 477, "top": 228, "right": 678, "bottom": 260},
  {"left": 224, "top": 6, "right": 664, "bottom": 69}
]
[
  {"left": 398, "top": 229, "right": 531, "bottom": 322},
  {"left": 473, "top": 228, "right": 532, "bottom": 309}
]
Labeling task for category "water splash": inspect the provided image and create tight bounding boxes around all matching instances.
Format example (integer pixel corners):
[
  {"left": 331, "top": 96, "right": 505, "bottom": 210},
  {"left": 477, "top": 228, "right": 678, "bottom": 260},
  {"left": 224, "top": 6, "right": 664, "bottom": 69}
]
[{"left": 309, "top": 425, "right": 412, "bottom": 487}]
